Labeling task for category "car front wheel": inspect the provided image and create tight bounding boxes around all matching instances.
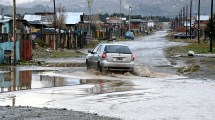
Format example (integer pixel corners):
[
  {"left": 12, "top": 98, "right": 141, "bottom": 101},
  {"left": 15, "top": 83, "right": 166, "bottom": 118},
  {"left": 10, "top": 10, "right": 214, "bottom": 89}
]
[
  {"left": 86, "top": 60, "right": 90, "bottom": 70},
  {"left": 97, "top": 62, "right": 102, "bottom": 72}
]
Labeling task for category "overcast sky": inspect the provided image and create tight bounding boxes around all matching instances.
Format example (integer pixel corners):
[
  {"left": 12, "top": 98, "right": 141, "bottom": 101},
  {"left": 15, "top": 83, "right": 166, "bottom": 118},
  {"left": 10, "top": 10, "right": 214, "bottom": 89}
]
[{"left": 0, "top": 0, "right": 50, "bottom": 5}]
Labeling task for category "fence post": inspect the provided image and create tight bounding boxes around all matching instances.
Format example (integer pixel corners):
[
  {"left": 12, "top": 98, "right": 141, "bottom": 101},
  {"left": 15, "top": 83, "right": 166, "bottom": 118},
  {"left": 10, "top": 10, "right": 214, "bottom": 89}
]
[{"left": 54, "top": 33, "right": 56, "bottom": 51}]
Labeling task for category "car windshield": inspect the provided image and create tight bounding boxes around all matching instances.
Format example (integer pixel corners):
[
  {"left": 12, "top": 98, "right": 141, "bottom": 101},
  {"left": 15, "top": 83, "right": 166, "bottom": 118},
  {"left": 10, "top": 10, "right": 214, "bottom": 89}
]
[{"left": 104, "top": 45, "right": 132, "bottom": 54}]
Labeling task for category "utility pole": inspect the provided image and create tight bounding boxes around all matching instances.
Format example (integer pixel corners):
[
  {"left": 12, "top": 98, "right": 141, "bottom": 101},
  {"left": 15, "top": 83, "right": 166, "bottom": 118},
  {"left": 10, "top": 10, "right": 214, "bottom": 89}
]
[
  {"left": 12, "top": 0, "right": 17, "bottom": 92},
  {"left": 179, "top": 10, "right": 181, "bottom": 26},
  {"left": 129, "top": 5, "right": 131, "bottom": 31},
  {"left": 120, "top": 0, "right": 122, "bottom": 37},
  {"left": 190, "top": 0, "right": 193, "bottom": 40},
  {"left": 53, "top": 0, "right": 56, "bottom": 29},
  {"left": 53, "top": 0, "right": 56, "bottom": 51},
  {"left": 180, "top": 9, "right": 182, "bottom": 26},
  {"left": 13, "top": 0, "right": 16, "bottom": 66},
  {"left": 183, "top": 7, "right": 185, "bottom": 27},
  {"left": 186, "top": 4, "right": 188, "bottom": 39},
  {"left": 198, "top": 0, "right": 200, "bottom": 43},
  {"left": 86, "top": 0, "right": 93, "bottom": 43},
  {"left": 210, "top": 0, "right": 213, "bottom": 52},
  {"left": 87, "top": 0, "right": 93, "bottom": 34}
]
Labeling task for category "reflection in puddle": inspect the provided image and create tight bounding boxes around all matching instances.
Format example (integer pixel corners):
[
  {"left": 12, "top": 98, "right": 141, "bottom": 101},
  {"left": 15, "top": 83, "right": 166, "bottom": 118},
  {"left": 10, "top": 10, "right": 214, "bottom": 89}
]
[
  {"left": 46, "top": 63, "right": 86, "bottom": 67},
  {"left": 0, "top": 67, "right": 80, "bottom": 93},
  {"left": 0, "top": 67, "right": 134, "bottom": 94},
  {"left": 0, "top": 67, "right": 135, "bottom": 107},
  {"left": 82, "top": 79, "right": 134, "bottom": 94}
]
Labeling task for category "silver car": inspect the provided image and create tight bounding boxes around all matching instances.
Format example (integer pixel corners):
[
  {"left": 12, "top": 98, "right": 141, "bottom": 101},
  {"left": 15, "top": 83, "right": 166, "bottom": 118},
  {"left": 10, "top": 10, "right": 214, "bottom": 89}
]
[{"left": 86, "top": 43, "right": 135, "bottom": 72}]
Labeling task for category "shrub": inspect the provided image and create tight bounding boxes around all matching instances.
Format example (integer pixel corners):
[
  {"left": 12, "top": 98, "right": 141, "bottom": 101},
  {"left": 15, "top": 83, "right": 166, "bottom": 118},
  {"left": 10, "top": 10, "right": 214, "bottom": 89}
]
[{"left": 37, "top": 40, "right": 48, "bottom": 48}]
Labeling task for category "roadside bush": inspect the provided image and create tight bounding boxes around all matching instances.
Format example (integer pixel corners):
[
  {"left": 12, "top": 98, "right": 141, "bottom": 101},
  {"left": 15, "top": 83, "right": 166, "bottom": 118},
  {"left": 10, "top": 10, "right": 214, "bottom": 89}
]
[{"left": 37, "top": 40, "right": 48, "bottom": 48}]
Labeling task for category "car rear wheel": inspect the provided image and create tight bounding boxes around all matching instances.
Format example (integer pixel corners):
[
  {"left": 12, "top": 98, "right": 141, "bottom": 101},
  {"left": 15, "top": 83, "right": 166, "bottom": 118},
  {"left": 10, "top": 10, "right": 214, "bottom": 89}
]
[{"left": 130, "top": 69, "right": 134, "bottom": 75}]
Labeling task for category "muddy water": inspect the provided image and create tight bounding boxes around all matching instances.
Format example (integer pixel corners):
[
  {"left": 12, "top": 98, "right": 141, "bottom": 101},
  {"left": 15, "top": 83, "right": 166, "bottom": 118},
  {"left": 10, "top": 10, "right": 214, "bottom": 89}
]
[
  {"left": 0, "top": 67, "right": 134, "bottom": 94},
  {"left": 46, "top": 63, "right": 86, "bottom": 67},
  {"left": 84, "top": 79, "right": 134, "bottom": 94}
]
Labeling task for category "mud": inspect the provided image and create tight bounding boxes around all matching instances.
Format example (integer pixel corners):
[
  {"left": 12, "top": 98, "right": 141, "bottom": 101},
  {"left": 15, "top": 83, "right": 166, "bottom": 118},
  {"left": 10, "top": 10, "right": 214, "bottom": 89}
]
[{"left": 166, "top": 52, "right": 215, "bottom": 80}]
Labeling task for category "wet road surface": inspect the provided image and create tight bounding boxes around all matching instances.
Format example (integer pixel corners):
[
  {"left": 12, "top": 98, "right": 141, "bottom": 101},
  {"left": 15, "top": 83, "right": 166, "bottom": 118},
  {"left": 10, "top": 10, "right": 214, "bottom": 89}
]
[
  {"left": 0, "top": 30, "right": 185, "bottom": 93},
  {"left": 0, "top": 30, "right": 215, "bottom": 120},
  {"left": 115, "top": 31, "right": 186, "bottom": 67}
]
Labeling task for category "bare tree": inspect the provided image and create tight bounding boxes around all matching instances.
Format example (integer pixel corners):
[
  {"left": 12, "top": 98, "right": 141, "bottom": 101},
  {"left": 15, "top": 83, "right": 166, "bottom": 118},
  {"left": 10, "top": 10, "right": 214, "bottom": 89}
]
[
  {"left": 91, "top": 13, "right": 100, "bottom": 24},
  {"left": 87, "top": 0, "right": 93, "bottom": 10},
  {"left": 54, "top": 4, "right": 67, "bottom": 30}
]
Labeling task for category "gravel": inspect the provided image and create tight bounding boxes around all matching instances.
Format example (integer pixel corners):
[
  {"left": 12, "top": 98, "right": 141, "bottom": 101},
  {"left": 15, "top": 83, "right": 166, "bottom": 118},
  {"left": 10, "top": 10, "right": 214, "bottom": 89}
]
[{"left": 0, "top": 106, "right": 121, "bottom": 120}]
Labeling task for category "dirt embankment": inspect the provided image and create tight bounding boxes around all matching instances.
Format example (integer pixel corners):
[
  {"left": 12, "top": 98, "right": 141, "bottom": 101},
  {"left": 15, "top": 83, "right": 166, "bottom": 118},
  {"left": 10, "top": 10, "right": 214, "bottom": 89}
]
[{"left": 165, "top": 46, "right": 215, "bottom": 80}]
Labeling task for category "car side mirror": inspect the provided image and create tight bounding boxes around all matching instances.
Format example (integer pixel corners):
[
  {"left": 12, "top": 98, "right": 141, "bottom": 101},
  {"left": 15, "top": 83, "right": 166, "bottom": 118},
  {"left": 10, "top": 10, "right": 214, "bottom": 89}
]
[
  {"left": 88, "top": 50, "right": 95, "bottom": 54},
  {"left": 88, "top": 50, "right": 92, "bottom": 53}
]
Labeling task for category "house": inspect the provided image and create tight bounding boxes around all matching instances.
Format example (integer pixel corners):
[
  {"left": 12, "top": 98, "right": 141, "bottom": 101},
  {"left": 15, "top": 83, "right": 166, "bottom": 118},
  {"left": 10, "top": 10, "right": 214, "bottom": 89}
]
[
  {"left": 24, "top": 12, "right": 86, "bottom": 49},
  {"left": 147, "top": 20, "right": 155, "bottom": 28},
  {"left": 24, "top": 12, "right": 85, "bottom": 33},
  {"left": 0, "top": 16, "right": 32, "bottom": 64},
  {"left": 129, "top": 19, "right": 144, "bottom": 34},
  {"left": 106, "top": 17, "right": 122, "bottom": 24},
  {"left": 194, "top": 15, "right": 210, "bottom": 37},
  {"left": 195, "top": 15, "right": 210, "bottom": 28},
  {"left": 24, "top": 14, "right": 52, "bottom": 32},
  {"left": 63, "top": 12, "right": 84, "bottom": 25},
  {"left": 0, "top": 15, "right": 12, "bottom": 33},
  {"left": 24, "top": 12, "right": 84, "bottom": 27}
]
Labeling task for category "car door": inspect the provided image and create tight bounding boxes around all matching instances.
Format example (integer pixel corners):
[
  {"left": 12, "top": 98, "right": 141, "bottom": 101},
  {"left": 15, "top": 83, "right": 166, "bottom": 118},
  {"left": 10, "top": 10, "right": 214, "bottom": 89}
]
[
  {"left": 92, "top": 45, "right": 103, "bottom": 67},
  {"left": 88, "top": 45, "right": 100, "bottom": 67}
]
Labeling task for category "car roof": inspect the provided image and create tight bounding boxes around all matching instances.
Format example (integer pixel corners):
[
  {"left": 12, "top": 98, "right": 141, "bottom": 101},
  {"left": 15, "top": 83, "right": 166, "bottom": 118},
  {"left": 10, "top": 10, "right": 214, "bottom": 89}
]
[{"left": 99, "top": 43, "right": 128, "bottom": 47}]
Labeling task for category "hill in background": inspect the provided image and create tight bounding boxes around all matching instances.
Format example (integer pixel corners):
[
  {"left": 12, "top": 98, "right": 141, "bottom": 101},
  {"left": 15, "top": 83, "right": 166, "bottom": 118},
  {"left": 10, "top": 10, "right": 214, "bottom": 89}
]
[{"left": 0, "top": 0, "right": 214, "bottom": 17}]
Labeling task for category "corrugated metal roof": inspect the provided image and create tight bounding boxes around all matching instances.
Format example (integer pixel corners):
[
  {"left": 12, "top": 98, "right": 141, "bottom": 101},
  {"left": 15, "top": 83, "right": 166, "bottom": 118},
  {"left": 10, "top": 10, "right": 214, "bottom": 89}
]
[
  {"left": 130, "top": 19, "right": 144, "bottom": 22},
  {"left": 196, "top": 15, "right": 210, "bottom": 21},
  {"left": 0, "top": 19, "right": 10, "bottom": 23},
  {"left": 0, "top": 15, "right": 12, "bottom": 20},
  {"left": 24, "top": 15, "right": 41, "bottom": 21},
  {"left": 24, "top": 12, "right": 83, "bottom": 25},
  {"left": 60, "top": 12, "right": 84, "bottom": 25}
]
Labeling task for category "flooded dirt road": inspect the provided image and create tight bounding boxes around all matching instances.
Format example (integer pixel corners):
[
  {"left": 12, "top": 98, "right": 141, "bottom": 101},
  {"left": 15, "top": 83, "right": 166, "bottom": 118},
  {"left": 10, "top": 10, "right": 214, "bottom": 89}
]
[
  {"left": 114, "top": 31, "right": 187, "bottom": 67},
  {"left": 0, "top": 30, "right": 215, "bottom": 120}
]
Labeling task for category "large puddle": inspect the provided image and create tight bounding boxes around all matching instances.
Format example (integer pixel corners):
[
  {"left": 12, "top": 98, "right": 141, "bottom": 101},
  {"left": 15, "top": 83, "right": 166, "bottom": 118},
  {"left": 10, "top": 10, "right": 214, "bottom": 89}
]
[{"left": 0, "top": 67, "right": 134, "bottom": 94}]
